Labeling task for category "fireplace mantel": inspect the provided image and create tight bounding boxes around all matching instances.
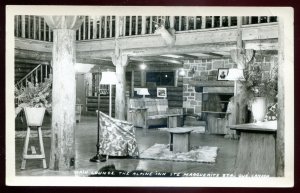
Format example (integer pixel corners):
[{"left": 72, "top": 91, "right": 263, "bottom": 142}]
[{"left": 188, "top": 80, "right": 234, "bottom": 87}]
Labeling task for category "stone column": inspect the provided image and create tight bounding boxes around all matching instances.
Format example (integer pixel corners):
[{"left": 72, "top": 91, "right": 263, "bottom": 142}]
[{"left": 44, "top": 16, "right": 83, "bottom": 170}]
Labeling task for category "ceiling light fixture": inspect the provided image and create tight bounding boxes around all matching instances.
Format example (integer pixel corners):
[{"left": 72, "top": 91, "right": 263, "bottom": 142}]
[{"left": 140, "top": 62, "right": 147, "bottom": 70}]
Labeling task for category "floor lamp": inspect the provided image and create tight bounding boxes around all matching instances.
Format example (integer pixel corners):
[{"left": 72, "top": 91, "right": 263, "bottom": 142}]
[
  {"left": 226, "top": 68, "right": 245, "bottom": 124},
  {"left": 100, "top": 72, "right": 117, "bottom": 117},
  {"left": 90, "top": 71, "right": 117, "bottom": 162}
]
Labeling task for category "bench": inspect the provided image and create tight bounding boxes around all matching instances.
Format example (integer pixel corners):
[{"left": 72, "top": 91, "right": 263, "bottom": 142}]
[{"left": 127, "top": 98, "right": 183, "bottom": 129}]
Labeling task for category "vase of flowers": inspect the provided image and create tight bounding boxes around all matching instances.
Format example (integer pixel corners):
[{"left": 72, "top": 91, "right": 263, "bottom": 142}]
[
  {"left": 15, "top": 75, "right": 52, "bottom": 126},
  {"left": 241, "top": 63, "right": 278, "bottom": 122}
]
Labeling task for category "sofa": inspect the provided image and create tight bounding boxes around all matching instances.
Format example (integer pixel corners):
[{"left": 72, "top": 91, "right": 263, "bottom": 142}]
[{"left": 127, "top": 98, "right": 183, "bottom": 129}]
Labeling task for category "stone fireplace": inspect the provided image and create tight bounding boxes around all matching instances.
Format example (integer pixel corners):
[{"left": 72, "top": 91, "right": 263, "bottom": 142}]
[{"left": 182, "top": 58, "right": 235, "bottom": 115}]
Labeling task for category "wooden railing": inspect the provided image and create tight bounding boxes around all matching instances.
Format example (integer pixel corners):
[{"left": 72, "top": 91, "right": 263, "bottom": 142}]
[
  {"left": 15, "top": 63, "right": 52, "bottom": 88},
  {"left": 76, "top": 16, "right": 116, "bottom": 40},
  {"left": 14, "top": 15, "right": 53, "bottom": 42},
  {"left": 15, "top": 15, "right": 278, "bottom": 42}
]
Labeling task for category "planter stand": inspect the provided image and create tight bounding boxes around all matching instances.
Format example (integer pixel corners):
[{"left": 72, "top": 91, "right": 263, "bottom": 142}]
[
  {"left": 21, "top": 107, "right": 47, "bottom": 170},
  {"left": 21, "top": 126, "right": 47, "bottom": 169}
]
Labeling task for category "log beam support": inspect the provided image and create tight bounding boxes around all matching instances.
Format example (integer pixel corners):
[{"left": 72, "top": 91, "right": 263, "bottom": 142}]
[
  {"left": 44, "top": 16, "right": 83, "bottom": 171},
  {"left": 233, "top": 17, "right": 248, "bottom": 125},
  {"left": 112, "top": 16, "right": 128, "bottom": 120},
  {"left": 112, "top": 53, "right": 128, "bottom": 120}
]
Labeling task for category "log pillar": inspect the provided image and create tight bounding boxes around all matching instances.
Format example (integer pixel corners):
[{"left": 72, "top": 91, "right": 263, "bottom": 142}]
[
  {"left": 112, "top": 54, "right": 128, "bottom": 120},
  {"left": 44, "top": 16, "right": 83, "bottom": 170},
  {"left": 231, "top": 16, "right": 253, "bottom": 125},
  {"left": 112, "top": 16, "right": 128, "bottom": 120}
]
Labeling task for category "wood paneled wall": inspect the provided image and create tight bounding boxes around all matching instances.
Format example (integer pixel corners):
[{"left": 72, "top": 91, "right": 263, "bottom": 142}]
[{"left": 127, "top": 68, "right": 183, "bottom": 108}]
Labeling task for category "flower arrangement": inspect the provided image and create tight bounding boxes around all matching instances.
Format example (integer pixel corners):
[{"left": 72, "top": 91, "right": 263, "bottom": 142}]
[
  {"left": 264, "top": 103, "right": 278, "bottom": 121},
  {"left": 240, "top": 63, "right": 278, "bottom": 103},
  {"left": 15, "top": 75, "right": 52, "bottom": 117}
]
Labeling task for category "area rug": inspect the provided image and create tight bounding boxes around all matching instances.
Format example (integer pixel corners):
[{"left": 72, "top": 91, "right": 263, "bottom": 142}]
[
  {"left": 139, "top": 144, "right": 218, "bottom": 163},
  {"left": 158, "top": 126, "right": 205, "bottom": 133},
  {"left": 15, "top": 130, "right": 52, "bottom": 138}
]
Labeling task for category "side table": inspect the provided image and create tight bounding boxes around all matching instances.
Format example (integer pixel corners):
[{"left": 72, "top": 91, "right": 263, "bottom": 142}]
[
  {"left": 167, "top": 127, "right": 193, "bottom": 153},
  {"left": 227, "top": 121, "right": 277, "bottom": 176}
]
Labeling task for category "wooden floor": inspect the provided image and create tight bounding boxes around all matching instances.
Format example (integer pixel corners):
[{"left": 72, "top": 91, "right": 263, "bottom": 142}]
[{"left": 15, "top": 115, "right": 239, "bottom": 176}]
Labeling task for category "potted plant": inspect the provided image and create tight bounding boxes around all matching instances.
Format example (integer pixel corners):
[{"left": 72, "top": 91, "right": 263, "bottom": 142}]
[
  {"left": 15, "top": 75, "right": 52, "bottom": 126},
  {"left": 240, "top": 63, "right": 278, "bottom": 122}
]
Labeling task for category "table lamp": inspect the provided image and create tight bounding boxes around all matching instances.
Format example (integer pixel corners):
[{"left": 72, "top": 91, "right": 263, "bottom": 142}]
[
  {"left": 137, "top": 88, "right": 150, "bottom": 99},
  {"left": 226, "top": 68, "right": 245, "bottom": 96}
]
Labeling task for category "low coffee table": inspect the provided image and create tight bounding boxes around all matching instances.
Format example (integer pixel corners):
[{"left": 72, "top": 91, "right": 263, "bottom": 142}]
[{"left": 167, "top": 127, "right": 193, "bottom": 153}]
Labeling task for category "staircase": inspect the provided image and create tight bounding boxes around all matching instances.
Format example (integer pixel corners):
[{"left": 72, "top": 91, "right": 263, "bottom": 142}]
[{"left": 15, "top": 61, "right": 51, "bottom": 88}]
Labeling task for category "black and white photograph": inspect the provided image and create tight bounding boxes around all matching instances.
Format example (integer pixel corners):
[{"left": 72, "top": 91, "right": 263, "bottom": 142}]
[
  {"left": 157, "top": 88, "right": 167, "bottom": 97},
  {"left": 5, "top": 6, "right": 294, "bottom": 187},
  {"left": 217, "top": 68, "right": 229, "bottom": 80}
]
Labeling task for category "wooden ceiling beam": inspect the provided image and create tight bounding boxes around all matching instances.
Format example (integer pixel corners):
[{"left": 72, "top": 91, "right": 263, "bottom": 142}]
[
  {"left": 202, "top": 52, "right": 224, "bottom": 57},
  {"left": 123, "top": 42, "right": 237, "bottom": 57},
  {"left": 15, "top": 58, "right": 50, "bottom": 65},
  {"left": 255, "top": 50, "right": 278, "bottom": 55},
  {"left": 15, "top": 49, "right": 52, "bottom": 61},
  {"left": 130, "top": 56, "right": 183, "bottom": 65},
  {"left": 15, "top": 38, "right": 52, "bottom": 52},
  {"left": 173, "top": 54, "right": 199, "bottom": 60}
]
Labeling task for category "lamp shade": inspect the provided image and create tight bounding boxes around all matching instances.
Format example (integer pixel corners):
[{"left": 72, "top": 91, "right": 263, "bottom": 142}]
[
  {"left": 100, "top": 71, "right": 117, "bottom": 85},
  {"left": 137, "top": 88, "right": 150, "bottom": 96},
  {"left": 75, "top": 63, "right": 94, "bottom": 74},
  {"left": 226, "top": 68, "right": 245, "bottom": 81},
  {"left": 178, "top": 68, "right": 186, "bottom": 77}
]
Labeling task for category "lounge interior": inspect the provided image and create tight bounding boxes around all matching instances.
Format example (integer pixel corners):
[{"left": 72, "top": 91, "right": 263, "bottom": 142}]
[{"left": 13, "top": 15, "right": 282, "bottom": 177}]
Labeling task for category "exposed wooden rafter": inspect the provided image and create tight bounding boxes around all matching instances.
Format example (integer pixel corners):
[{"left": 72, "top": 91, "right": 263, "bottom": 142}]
[
  {"left": 130, "top": 56, "right": 183, "bottom": 65},
  {"left": 170, "top": 54, "right": 199, "bottom": 60},
  {"left": 15, "top": 58, "right": 50, "bottom": 65},
  {"left": 202, "top": 52, "right": 224, "bottom": 57}
]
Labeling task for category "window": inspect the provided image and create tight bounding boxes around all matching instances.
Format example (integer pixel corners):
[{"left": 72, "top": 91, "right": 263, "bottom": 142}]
[{"left": 146, "top": 71, "right": 175, "bottom": 86}]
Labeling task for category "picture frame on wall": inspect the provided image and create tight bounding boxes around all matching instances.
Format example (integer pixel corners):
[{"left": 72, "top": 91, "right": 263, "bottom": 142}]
[
  {"left": 157, "top": 87, "right": 167, "bottom": 98},
  {"left": 217, "top": 68, "right": 229, "bottom": 81}
]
